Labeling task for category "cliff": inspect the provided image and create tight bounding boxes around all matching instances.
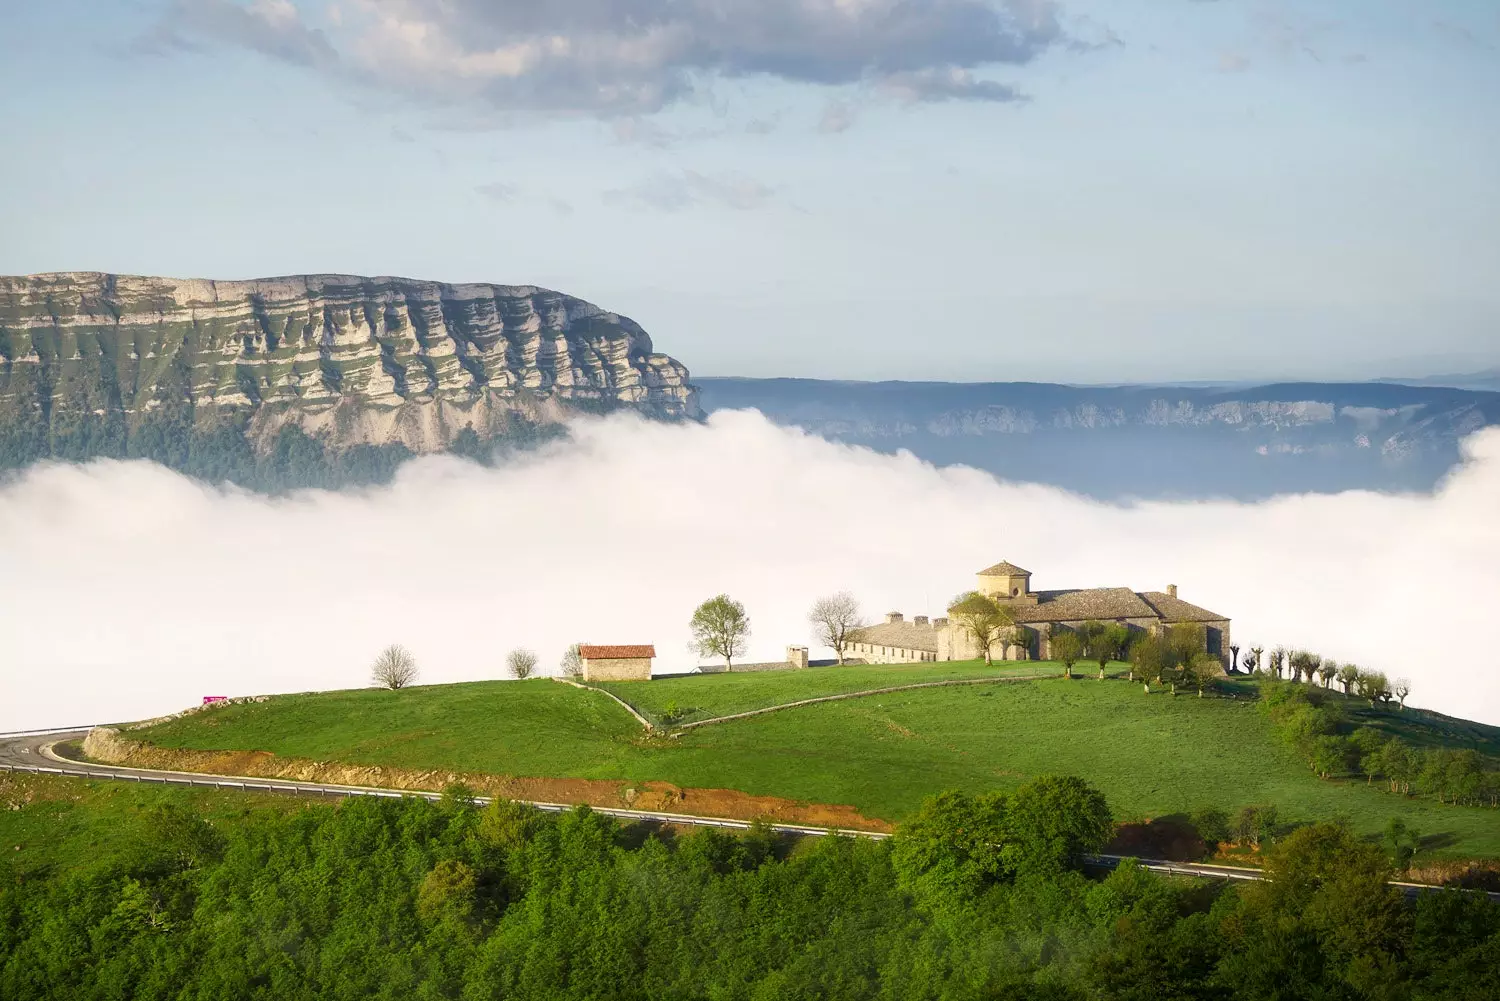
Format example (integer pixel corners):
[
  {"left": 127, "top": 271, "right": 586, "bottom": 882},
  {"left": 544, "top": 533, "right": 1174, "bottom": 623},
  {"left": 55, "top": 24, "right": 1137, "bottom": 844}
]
[{"left": 0, "top": 272, "right": 699, "bottom": 456}]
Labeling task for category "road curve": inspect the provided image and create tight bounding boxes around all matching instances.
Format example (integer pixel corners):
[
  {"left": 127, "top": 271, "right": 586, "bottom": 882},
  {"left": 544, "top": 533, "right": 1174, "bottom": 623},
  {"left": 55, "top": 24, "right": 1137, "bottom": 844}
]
[{"left": 2, "top": 729, "right": 1495, "bottom": 902}]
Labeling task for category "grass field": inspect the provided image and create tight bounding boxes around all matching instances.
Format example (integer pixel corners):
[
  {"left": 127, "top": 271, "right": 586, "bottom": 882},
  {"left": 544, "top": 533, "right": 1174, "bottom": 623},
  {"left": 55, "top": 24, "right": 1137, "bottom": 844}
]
[
  {"left": 599, "top": 660, "right": 1059, "bottom": 725},
  {"left": 130, "top": 666, "right": 1500, "bottom": 859}
]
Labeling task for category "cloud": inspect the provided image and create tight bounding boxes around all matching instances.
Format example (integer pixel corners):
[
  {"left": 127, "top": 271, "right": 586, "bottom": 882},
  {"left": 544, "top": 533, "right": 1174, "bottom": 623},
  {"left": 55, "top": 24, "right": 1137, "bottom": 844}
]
[
  {"left": 817, "top": 100, "right": 859, "bottom": 134},
  {"left": 604, "top": 170, "right": 777, "bottom": 211},
  {"left": 3, "top": 411, "right": 1500, "bottom": 733},
  {"left": 475, "top": 182, "right": 521, "bottom": 202},
  {"left": 146, "top": 0, "right": 337, "bottom": 66},
  {"left": 1218, "top": 52, "right": 1252, "bottom": 73},
  {"left": 151, "top": 0, "right": 1072, "bottom": 117},
  {"left": 878, "top": 67, "right": 1028, "bottom": 103}
]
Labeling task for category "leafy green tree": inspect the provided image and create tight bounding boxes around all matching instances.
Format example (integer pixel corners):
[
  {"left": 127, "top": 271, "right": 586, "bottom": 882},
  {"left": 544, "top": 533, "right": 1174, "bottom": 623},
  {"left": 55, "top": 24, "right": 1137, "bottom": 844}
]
[
  {"left": 1336, "top": 662, "right": 1360, "bottom": 694},
  {"left": 1130, "top": 633, "right": 1170, "bottom": 693},
  {"left": 1383, "top": 818, "right": 1421, "bottom": 872},
  {"left": 1318, "top": 659, "right": 1338, "bottom": 688},
  {"left": 690, "top": 594, "right": 751, "bottom": 670},
  {"left": 889, "top": 789, "right": 1009, "bottom": 904},
  {"left": 1050, "top": 630, "right": 1085, "bottom": 679},
  {"left": 1187, "top": 652, "right": 1222, "bottom": 697},
  {"left": 999, "top": 775, "right": 1113, "bottom": 878},
  {"left": 947, "top": 591, "right": 1015, "bottom": 665}
]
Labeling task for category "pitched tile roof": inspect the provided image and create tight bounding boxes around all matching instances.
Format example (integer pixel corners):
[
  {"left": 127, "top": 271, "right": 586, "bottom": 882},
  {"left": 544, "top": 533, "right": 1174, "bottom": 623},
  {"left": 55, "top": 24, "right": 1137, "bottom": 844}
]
[
  {"left": 579, "top": 645, "right": 656, "bottom": 660},
  {"left": 978, "top": 560, "right": 1032, "bottom": 577},
  {"left": 848, "top": 621, "right": 940, "bottom": 653},
  {"left": 1136, "top": 592, "right": 1228, "bottom": 623},
  {"left": 1012, "top": 588, "right": 1157, "bottom": 624}
]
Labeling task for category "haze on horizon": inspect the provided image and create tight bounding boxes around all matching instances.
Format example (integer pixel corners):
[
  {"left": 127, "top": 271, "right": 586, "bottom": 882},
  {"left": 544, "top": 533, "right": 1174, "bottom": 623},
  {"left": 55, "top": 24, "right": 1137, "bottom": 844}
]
[{"left": 1, "top": 0, "right": 1497, "bottom": 385}]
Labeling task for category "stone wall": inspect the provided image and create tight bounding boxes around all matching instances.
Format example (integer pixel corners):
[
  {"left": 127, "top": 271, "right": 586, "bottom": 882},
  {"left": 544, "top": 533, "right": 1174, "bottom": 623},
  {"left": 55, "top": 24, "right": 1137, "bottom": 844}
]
[{"left": 582, "top": 656, "right": 652, "bottom": 682}]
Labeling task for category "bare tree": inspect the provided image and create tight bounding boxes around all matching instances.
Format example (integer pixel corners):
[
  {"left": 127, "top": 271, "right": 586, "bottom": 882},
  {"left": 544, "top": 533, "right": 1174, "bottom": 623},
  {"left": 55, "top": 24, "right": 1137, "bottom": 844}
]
[
  {"left": 1249, "top": 646, "right": 1264, "bottom": 674},
  {"left": 372, "top": 644, "right": 418, "bottom": 690},
  {"left": 559, "top": 643, "right": 583, "bottom": 681},
  {"left": 1394, "top": 678, "right": 1411, "bottom": 710},
  {"left": 691, "top": 594, "right": 751, "bottom": 670},
  {"left": 506, "top": 648, "right": 539, "bottom": 680},
  {"left": 808, "top": 593, "right": 863, "bottom": 665},
  {"left": 947, "top": 592, "right": 1016, "bottom": 665},
  {"left": 1269, "top": 646, "right": 1287, "bottom": 679},
  {"left": 1229, "top": 644, "right": 1240, "bottom": 674}
]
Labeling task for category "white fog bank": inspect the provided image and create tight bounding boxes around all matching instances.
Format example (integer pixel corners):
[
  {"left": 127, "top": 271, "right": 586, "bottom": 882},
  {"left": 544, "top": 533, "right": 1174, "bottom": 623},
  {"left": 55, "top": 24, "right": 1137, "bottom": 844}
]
[{"left": 2, "top": 410, "right": 1498, "bottom": 732}]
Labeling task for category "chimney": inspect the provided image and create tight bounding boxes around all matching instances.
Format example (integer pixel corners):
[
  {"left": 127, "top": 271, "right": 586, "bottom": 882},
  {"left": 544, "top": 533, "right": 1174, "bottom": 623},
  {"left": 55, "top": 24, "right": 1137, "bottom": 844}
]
[
  {"left": 885, "top": 611, "right": 904, "bottom": 624},
  {"left": 786, "top": 646, "right": 809, "bottom": 669},
  {"left": 913, "top": 615, "right": 929, "bottom": 627},
  {"left": 932, "top": 617, "right": 949, "bottom": 628},
  {"left": 1167, "top": 584, "right": 1178, "bottom": 598}
]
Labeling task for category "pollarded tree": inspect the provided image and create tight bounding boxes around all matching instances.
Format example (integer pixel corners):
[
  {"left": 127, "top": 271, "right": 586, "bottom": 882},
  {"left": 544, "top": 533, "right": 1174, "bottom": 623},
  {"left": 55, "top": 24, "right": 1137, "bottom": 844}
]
[
  {"left": 1318, "top": 660, "right": 1338, "bottom": 689},
  {"left": 1269, "top": 646, "right": 1287, "bottom": 679},
  {"left": 691, "top": 594, "right": 751, "bottom": 670},
  {"left": 1337, "top": 663, "right": 1360, "bottom": 695},
  {"left": 372, "top": 644, "right": 418, "bottom": 690},
  {"left": 808, "top": 592, "right": 863, "bottom": 665},
  {"left": 1229, "top": 644, "right": 1241, "bottom": 674},
  {"left": 1305, "top": 652, "right": 1324, "bottom": 684},
  {"left": 1050, "top": 630, "right": 1085, "bottom": 680},
  {"left": 1394, "top": 678, "right": 1411, "bottom": 710},
  {"left": 1249, "top": 646, "right": 1265, "bottom": 674},
  {"left": 1361, "top": 670, "right": 1392, "bottom": 708},
  {"left": 947, "top": 592, "right": 1016, "bottom": 666},
  {"left": 1130, "top": 633, "right": 1170, "bottom": 693},
  {"left": 506, "top": 648, "right": 538, "bottom": 680}
]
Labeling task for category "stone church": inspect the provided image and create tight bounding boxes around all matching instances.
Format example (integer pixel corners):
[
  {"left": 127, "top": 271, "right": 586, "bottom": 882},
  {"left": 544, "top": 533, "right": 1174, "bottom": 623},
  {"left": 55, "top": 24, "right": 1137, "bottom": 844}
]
[{"left": 844, "top": 561, "right": 1231, "bottom": 666}]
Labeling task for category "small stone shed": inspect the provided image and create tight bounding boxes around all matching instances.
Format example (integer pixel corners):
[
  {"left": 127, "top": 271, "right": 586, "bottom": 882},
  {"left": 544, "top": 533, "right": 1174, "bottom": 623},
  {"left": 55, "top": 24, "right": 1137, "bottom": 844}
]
[{"left": 579, "top": 644, "right": 656, "bottom": 682}]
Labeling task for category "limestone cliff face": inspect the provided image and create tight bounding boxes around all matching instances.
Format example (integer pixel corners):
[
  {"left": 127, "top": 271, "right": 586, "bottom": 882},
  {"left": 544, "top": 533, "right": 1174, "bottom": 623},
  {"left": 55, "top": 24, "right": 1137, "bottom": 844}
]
[{"left": 0, "top": 272, "right": 699, "bottom": 452}]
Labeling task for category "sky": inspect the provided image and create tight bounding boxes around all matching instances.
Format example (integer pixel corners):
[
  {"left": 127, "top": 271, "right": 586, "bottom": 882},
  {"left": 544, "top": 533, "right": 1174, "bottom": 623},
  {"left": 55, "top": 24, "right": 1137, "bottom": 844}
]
[
  {"left": 4, "top": 412, "right": 1498, "bottom": 732},
  {"left": 0, "top": 0, "right": 1497, "bottom": 383}
]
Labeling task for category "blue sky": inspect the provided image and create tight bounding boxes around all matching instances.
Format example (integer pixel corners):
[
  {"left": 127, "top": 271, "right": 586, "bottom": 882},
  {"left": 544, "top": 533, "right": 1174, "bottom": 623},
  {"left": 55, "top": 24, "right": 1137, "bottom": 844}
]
[{"left": 1, "top": 0, "right": 1496, "bottom": 383}]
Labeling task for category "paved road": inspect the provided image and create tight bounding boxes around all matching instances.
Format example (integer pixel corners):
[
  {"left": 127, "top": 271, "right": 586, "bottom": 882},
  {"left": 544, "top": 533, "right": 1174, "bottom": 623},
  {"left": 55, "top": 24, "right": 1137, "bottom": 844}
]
[{"left": 3, "top": 729, "right": 1495, "bottom": 902}]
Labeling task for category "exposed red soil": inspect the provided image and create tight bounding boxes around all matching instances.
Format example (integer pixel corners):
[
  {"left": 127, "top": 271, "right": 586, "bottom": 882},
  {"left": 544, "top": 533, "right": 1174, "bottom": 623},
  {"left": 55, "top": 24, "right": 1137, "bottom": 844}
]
[{"left": 85, "top": 730, "right": 892, "bottom": 833}]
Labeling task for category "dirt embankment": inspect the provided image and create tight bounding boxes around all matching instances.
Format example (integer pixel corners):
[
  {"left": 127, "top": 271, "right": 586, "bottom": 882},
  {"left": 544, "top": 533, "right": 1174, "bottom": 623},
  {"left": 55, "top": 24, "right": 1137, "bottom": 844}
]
[{"left": 81, "top": 728, "right": 891, "bottom": 834}]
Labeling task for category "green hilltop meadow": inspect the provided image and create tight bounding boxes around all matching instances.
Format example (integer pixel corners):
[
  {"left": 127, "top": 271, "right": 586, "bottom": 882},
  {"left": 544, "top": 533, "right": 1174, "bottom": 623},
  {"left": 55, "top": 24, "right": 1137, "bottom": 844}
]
[{"left": 123, "top": 662, "right": 1500, "bottom": 862}]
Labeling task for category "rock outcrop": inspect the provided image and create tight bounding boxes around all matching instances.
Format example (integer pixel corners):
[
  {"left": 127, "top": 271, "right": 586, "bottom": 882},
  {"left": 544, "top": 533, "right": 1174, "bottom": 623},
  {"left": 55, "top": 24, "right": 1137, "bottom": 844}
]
[{"left": 0, "top": 272, "right": 699, "bottom": 454}]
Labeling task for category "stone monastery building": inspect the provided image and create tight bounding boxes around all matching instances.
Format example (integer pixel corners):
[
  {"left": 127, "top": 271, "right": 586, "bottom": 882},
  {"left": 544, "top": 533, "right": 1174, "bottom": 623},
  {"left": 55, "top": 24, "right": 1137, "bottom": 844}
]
[{"left": 845, "top": 561, "right": 1231, "bottom": 666}]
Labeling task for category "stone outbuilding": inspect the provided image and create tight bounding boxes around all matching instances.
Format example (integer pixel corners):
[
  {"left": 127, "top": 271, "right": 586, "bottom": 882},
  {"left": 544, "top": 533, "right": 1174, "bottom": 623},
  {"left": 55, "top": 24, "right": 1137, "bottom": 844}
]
[
  {"left": 849, "top": 561, "right": 1231, "bottom": 668},
  {"left": 579, "top": 644, "right": 656, "bottom": 682}
]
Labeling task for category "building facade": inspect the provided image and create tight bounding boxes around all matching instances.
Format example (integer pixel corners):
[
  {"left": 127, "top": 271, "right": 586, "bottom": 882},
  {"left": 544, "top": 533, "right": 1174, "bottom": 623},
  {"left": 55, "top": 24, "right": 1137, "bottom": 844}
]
[
  {"left": 579, "top": 644, "right": 655, "bottom": 682},
  {"left": 849, "top": 561, "right": 1231, "bottom": 668}
]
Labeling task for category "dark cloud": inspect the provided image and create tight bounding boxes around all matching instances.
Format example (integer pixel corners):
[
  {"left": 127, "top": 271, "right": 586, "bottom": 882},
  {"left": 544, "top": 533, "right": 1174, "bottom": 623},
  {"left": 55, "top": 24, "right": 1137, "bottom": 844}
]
[{"left": 154, "top": 0, "right": 1072, "bottom": 117}]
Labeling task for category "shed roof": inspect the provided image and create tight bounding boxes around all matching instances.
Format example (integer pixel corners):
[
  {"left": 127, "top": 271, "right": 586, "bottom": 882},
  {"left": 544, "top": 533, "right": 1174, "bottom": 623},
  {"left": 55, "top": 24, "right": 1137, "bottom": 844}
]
[
  {"left": 848, "top": 621, "right": 940, "bottom": 653},
  {"left": 579, "top": 645, "right": 656, "bottom": 660},
  {"left": 978, "top": 560, "right": 1032, "bottom": 577}
]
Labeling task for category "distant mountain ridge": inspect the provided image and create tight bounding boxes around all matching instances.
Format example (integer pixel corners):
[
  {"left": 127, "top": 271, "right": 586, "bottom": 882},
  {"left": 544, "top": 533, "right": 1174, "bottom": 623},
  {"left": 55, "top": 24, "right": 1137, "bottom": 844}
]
[
  {"left": 0, "top": 272, "right": 699, "bottom": 465},
  {"left": 697, "top": 377, "right": 1500, "bottom": 500}
]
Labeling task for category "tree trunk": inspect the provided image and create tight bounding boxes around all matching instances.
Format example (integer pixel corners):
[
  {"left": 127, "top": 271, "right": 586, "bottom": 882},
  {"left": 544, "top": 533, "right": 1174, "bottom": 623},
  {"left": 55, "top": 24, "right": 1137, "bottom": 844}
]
[
  {"left": 1063, "top": 664, "right": 1071, "bottom": 679},
  {"left": 1142, "top": 681, "right": 1150, "bottom": 694},
  {"left": 1198, "top": 687, "right": 1204, "bottom": 698}
]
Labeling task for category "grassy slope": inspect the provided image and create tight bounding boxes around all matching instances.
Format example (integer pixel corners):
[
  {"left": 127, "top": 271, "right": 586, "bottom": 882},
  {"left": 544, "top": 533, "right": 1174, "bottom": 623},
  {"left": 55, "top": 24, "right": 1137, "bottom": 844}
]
[
  {"left": 600, "top": 661, "right": 1059, "bottom": 725},
  {"left": 132, "top": 668, "right": 1500, "bottom": 858}
]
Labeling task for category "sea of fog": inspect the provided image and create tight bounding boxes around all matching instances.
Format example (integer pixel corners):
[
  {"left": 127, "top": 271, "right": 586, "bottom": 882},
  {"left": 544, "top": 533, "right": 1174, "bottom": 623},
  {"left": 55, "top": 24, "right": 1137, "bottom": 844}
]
[{"left": 2, "top": 409, "right": 1497, "bottom": 731}]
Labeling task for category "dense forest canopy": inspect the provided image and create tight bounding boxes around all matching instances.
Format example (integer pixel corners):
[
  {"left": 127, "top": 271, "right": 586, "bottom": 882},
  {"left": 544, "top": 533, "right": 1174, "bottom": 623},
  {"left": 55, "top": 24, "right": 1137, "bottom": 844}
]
[{"left": 3, "top": 776, "right": 1497, "bottom": 1000}]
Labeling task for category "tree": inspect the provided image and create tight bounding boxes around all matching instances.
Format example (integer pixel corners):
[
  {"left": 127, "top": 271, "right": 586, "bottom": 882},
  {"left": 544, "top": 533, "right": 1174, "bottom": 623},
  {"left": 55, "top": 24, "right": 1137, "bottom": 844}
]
[
  {"left": 1008, "top": 625, "right": 1032, "bottom": 661},
  {"left": 1269, "top": 646, "right": 1287, "bottom": 679},
  {"left": 1228, "top": 644, "right": 1240, "bottom": 674},
  {"left": 372, "top": 644, "right": 418, "bottom": 690},
  {"left": 1358, "top": 670, "right": 1392, "bottom": 708},
  {"left": 1188, "top": 652, "right": 1221, "bottom": 698},
  {"left": 1249, "top": 645, "right": 1265, "bottom": 674},
  {"left": 1051, "top": 630, "right": 1085, "bottom": 680},
  {"left": 1130, "top": 633, "right": 1170, "bottom": 693},
  {"left": 808, "top": 592, "right": 863, "bottom": 665},
  {"left": 1383, "top": 818, "right": 1420, "bottom": 872},
  {"left": 1394, "top": 678, "right": 1411, "bottom": 710},
  {"left": 1079, "top": 620, "right": 1128, "bottom": 680},
  {"left": 559, "top": 643, "right": 583, "bottom": 681},
  {"left": 691, "top": 594, "right": 751, "bottom": 670},
  {"left": 998, "top": 775, "right": 1113, "bottom": 878},
  {"left": 506, "top": 648, "right": 538, "bottom": 680},
  {"left": 1336, "top": 662, "right": 1360, "bottom": 695},
  {"left": 1318, "top": 659, "right": 1338, "bottom": 689},
  {"left": 947, "top": 591, "right": 1015, "bottom": 665}
]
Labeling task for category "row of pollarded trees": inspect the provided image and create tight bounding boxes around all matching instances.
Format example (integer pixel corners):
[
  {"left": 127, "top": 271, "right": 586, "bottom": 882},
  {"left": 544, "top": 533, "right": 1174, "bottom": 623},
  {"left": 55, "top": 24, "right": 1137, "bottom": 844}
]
[
  {"left": 1234, "top": 644, "right": 1410, "bottom": 709},
  {"left": 369, "top": 644, "right": 542, "bottom": 690}
]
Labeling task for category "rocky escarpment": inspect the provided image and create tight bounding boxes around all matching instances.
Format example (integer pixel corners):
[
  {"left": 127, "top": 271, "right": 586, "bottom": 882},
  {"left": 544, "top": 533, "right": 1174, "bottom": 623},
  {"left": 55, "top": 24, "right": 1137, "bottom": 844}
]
[{"left": 0, "top": 272, "right": 699, "bottom": 455}]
